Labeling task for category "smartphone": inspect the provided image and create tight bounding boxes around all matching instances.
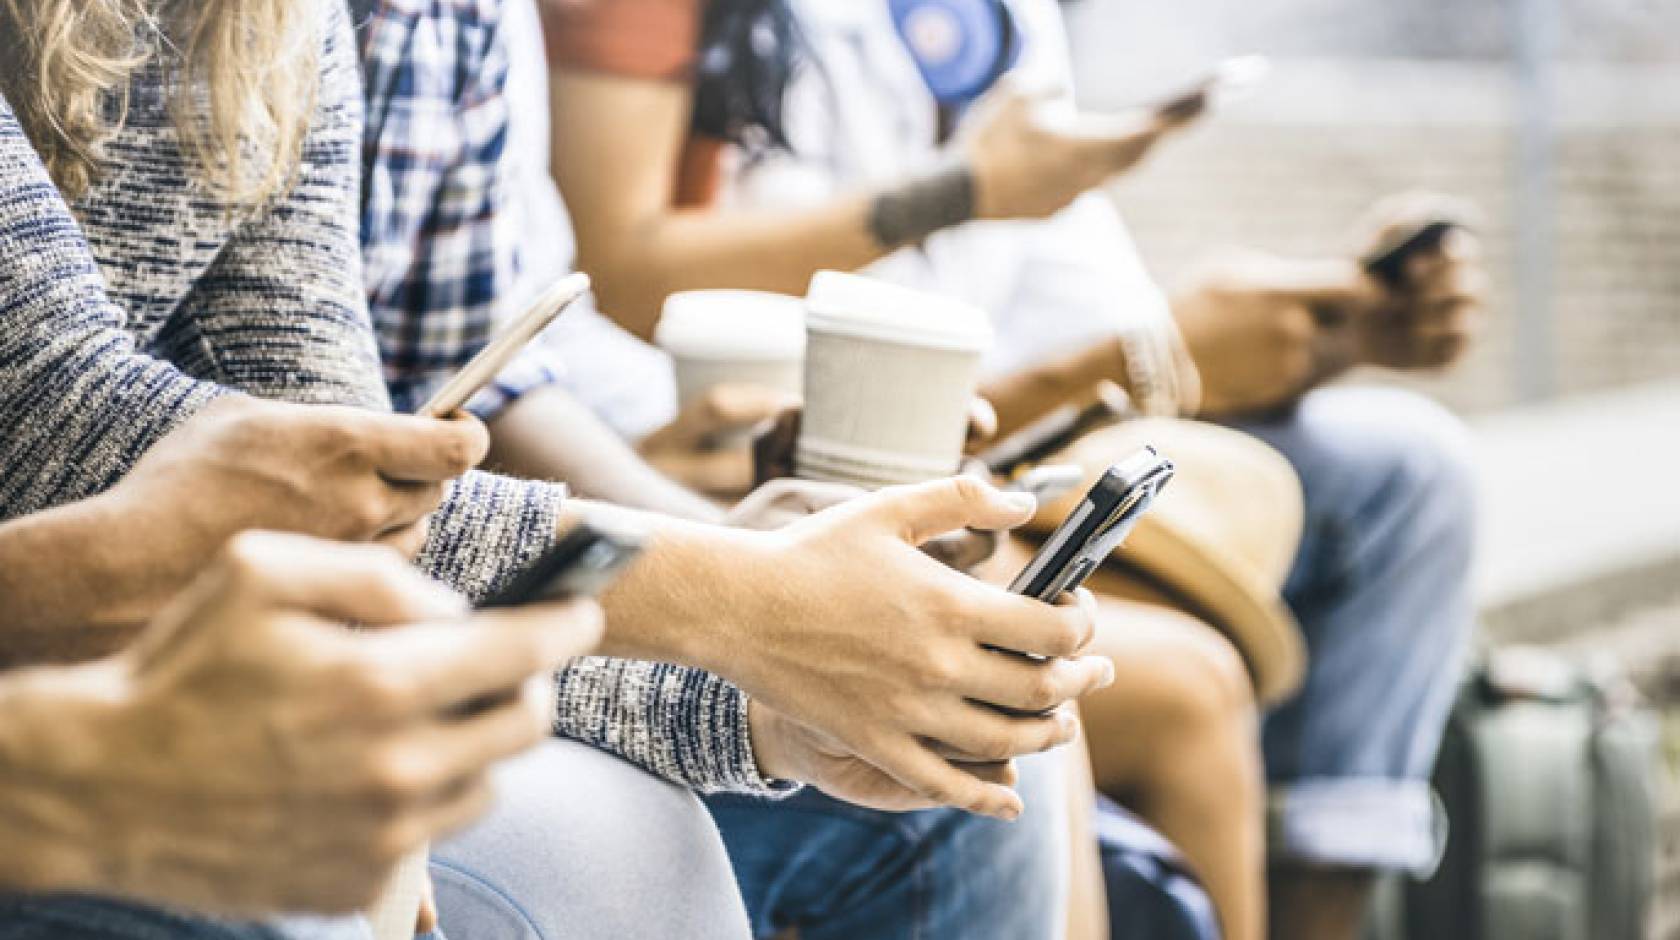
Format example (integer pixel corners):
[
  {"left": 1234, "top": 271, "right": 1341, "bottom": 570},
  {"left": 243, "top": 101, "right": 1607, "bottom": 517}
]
[
  {"left": 1151, "top": 55, "right": 1271, "bottom": 122},
  {"left": 1009, "top": 446, "right": 1175, "bottom": 603},
  {"left": 1362, "top": 219, "right": 1458, "bottom": 289},
  {"left": 419, "top": 271, "right": 592, "bottom": 418},
  {"left": 479, "top": 517, "right": 646, "bottom": 609},
  {"left": 979, "top": 382, "right": 1136, "bottom": 480}
]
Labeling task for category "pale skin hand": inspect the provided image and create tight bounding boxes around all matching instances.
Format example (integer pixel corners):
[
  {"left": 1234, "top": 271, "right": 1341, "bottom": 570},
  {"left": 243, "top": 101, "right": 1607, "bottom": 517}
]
[
  {"left": 1174, "top": 198, "right": 1488, "bottom": 419},
  {"left": 0, "top": 532, "right": 603, "bottom": 917},
  {"left": 0, "top": 396, "right": 488, "bottom": 661},
  {"left": 589, "top": 477, "right": 1114, "bottom": 821},
  {"left": 966, "top": 78, "right": 1197, "bottom": 222}
]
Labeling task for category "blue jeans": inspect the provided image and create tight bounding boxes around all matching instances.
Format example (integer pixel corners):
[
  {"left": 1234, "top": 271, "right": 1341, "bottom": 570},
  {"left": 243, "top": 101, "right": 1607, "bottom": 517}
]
[
  {"left": 0, "top": 897, "right": 368, "bottom": 940},
  {"left": 703, "top": 750, "right": 1068, "bottom": 940},
  {"left": 1233, "top": 386, "right": 1476, "bottom": 874}
]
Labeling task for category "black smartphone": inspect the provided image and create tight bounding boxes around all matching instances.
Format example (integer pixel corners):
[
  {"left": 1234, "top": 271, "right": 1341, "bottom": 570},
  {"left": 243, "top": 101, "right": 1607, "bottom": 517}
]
[
  {"left": 979, "top": 382, "right": 1136, "bottom": 480},
  {"left": 479, "top": 518, "right": 646, "bottom": 609},
  {"left": 1009, "top": 447, "right": 1175, "bottom": 603},
  {"left": 1362, "top": 219, "right": 1458, "bottom": 289}
]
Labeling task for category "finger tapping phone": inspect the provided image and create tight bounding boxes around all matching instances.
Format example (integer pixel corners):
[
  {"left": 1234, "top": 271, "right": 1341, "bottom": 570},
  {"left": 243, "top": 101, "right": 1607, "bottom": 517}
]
[
  {"left": 1006, "top": 464, "right": 1085, "bottom": 504},
  {"left": 479, "top": 517, "right": 645, "bottom": 609},
  {"left": 419, "top": 271, "right": 592, "bottom": 418},
  {"left": 1009, "top": 447, "right": 1174, "bottom": 603},
  {"left": 979, "top": 382, "right": 1136, "bottom": 480}
]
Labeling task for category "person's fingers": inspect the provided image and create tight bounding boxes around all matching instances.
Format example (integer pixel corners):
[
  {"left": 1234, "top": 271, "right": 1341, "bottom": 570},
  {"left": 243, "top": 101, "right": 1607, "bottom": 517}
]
[
  {"left": 922, "top": 701, "right": 1082, "bottom": 764},
  {"left": 1257, "top": 257, "right": 1383, "bottom": 310},
  {"left": 865, "top": 735, "right": 1025, "bottom": 821},
  {"left": 921, "top": 528, "right": 1000, "bottom": 572},
  {"left": 358, "top": 601, "right": 602, "bottom": 713},
  {"left": 406, "top": 676, "right": 556, "bottom": 784},
  {"left": 969, "top": 589, "right": 1098, "bottom": 659},
  {"left": 966, "top": 398, "right": 999, "bottom": 444},
  {"left": 214, "top": 532, "right": 468, "bottom": 628},
  {"left": 376, "top": 480, "right": 448, "bottom": 533},
  {"left": 956, "top": 651, "right": 1115, "bottom": 714},
  {"left": 361, "top": 412, "right": 490, "bottom": 482},
  {"left": 389, "top": 774, "right": 498, "bottom": 852},
  {"left": 375, "top": 519, "right": 431, "bottom": 561},
  {"left": 864, "top": 476, "right": 1038, "bottom": 546}
]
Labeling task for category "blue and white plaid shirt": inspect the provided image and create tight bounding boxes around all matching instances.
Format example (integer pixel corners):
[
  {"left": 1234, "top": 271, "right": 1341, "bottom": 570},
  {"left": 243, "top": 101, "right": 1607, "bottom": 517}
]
[{"left": 353, "top": 0, "right": 566, "bottom": 418}]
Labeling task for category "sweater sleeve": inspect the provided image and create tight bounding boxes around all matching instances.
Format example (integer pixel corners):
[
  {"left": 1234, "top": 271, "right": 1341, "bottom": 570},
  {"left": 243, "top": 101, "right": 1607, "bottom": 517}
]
[
  {"left": 0, "top": 99, "right": 226, "bottom": 516},
  {"left": 167, "top": 2, "right": 387, "bottom": 409}
]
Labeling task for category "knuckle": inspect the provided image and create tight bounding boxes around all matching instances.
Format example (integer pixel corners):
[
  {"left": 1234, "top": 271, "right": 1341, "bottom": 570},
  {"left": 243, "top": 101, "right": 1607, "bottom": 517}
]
[
  {"left": 1025, "top": 674, "right": 1063, "bottom": 712},
  {"left": 364, "top": 746, "right": 434, "bottom": 804}
]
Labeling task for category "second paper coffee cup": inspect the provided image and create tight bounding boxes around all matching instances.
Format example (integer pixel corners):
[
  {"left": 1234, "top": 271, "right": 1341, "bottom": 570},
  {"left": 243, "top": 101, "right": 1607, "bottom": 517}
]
[
  {"left": 655, "top": 290, "right": 806, "bottom": 409},
  {"left": 797, "top": 271, "right": 992, "bottom": 488}
]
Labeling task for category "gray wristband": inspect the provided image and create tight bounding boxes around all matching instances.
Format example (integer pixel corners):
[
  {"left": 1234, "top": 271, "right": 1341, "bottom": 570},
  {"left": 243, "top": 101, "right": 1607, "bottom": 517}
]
[{"left": 867, "top": 165, "right": 977, "bottom": 250}]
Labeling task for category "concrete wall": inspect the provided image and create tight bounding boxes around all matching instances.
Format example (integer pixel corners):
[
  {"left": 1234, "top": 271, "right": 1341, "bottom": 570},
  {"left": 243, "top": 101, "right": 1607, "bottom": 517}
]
[{"left": 1063, "top": 1, "right": 1680, "bottom": 413}]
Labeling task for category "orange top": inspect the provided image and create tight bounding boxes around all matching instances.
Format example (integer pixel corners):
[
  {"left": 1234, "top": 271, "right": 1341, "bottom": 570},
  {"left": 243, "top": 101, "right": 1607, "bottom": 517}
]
[
  {"left": 539, "top": 0, "right": 722, "bottom": 206},
  {"left": 541, "top": 0, "right": 704, "bottom": 81}
]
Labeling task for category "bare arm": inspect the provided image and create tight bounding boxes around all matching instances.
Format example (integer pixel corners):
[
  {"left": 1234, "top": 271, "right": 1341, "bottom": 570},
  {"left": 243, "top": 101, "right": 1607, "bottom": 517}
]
[
  {"left": 549, "top": 70, "right": 1187, "bottom": 341},
  {"left": 549, "top": 71, "right": 883, "bottom": 339},
  {"left": 486, "top": 386, "right": 726, "bottom": 523}
]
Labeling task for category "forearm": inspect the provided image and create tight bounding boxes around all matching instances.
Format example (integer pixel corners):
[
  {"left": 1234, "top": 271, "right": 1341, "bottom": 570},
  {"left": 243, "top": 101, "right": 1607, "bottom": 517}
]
[
  {"left": 582, "top": 201, "right": 884, "bottom": 340},
  {"left": 486, "top": 387, "right": 724, "bottom": 523},
  {"left": 981, "top": 336, "right": 1133, "bottom": 441},
  {"left": 0, "top": 496, "right": 180, "bottom": 666}
]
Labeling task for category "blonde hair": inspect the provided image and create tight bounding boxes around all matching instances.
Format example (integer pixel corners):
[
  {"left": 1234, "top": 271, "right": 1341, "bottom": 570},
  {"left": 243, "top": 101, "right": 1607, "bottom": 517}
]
[{"left": 0, "top": 0, "right": 320, "bottom": 204}]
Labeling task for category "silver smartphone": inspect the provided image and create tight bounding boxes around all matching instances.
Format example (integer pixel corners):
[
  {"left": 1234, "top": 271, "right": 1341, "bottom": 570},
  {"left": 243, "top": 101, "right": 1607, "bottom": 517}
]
[{"left": 419, "top": 271, "right": 591, "bottom": 418}]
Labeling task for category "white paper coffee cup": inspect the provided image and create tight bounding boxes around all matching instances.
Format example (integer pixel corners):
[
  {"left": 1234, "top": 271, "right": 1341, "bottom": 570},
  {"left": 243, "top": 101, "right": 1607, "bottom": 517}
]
[
  {"left": 797, "top": 271, "right": 992, "bottom": 488},
  {"left": 655, "top": 290, "right": 806, "bottom": 410}
]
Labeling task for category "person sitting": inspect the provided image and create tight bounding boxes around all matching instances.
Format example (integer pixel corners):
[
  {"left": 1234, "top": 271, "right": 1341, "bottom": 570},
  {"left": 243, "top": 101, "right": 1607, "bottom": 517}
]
[
  {"left": 538, "top": 1, "right": 1484, "bottom": 938},
  {"left": 0, "top": 0, "right": 1107, "bottom": 935}
]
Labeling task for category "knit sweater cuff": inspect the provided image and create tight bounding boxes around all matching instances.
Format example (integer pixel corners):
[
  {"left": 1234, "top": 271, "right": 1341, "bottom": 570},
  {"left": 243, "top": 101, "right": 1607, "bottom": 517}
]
[
  {"left": 553, "top": 657, "right": 799, "bottom": 796},
  {"left": 415, "top": 470, "right": 566, "bottom": 602}
]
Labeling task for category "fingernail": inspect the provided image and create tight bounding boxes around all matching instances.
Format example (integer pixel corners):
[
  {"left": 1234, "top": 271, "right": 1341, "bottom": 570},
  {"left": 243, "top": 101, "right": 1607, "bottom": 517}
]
[{"left": 1002, "top": 491, "right": 1037, "bottom": 514}]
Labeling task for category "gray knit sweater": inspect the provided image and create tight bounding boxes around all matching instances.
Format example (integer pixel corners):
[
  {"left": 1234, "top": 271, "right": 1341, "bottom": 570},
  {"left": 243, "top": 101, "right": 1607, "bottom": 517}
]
[{"left": 0, "top": 5, "right": 768, "bottom": 794}]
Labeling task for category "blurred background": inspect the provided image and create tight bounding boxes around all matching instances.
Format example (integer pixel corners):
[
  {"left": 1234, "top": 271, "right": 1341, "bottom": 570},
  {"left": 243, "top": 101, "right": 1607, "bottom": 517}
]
[{"left": 1060, "top": 0, "right": 1680, "bottom": 934}]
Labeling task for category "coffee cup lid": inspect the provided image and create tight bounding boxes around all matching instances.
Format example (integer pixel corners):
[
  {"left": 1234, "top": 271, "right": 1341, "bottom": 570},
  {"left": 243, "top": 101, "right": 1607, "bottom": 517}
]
[
  {"left": 805, "top": 270, "right": 993, "bottom": 353},
  {"left": 655, "top": 290, "right": 807, "bottom": 361}
]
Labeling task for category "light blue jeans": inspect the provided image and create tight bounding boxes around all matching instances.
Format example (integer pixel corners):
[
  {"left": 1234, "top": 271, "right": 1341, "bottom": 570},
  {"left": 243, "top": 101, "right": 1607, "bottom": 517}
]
[
  {"left": 702, "top": 750, "right": 1069, "bottom": 940},
  {"left": 1233, "top": 386, "right": 1477, "bottom": 874}
]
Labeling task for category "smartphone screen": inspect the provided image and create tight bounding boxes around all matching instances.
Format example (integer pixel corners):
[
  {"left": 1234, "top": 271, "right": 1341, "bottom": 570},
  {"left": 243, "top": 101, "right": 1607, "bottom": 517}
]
[{"left": 420, "top": 271, "right": 591, "bottom": 418}]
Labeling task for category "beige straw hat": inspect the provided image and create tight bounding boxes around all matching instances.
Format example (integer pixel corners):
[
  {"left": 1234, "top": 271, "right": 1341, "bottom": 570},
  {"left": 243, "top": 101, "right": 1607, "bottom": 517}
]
[{"left": 1025, "top": 418, "right": 1308, "bottom": 705}]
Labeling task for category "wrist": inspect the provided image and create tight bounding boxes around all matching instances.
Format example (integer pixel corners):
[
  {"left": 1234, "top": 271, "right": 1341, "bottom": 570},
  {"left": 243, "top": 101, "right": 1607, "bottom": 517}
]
[
  {"left": 868, "top": 165, "right": 977, "bottom": 249},
  {"left": 746, "top": 699, "right": 800, "bottom": 783}
]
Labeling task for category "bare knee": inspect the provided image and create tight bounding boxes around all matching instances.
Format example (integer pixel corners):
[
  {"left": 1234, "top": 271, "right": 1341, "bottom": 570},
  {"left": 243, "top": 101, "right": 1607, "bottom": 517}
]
[{"left": 1086, "top": 604, "right": 1259, "bottom": 781}]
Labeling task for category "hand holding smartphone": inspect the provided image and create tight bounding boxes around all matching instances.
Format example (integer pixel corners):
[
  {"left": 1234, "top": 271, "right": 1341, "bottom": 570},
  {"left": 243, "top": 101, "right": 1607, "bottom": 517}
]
[{"left": 419, "top": 272, "right": 592, "bottom": 418}]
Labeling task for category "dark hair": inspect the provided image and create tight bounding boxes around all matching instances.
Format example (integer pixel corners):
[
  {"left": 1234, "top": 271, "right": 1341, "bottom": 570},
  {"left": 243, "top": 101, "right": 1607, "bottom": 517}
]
[{"left": 691, "top": 0, "right": 801, "bottom": 150}]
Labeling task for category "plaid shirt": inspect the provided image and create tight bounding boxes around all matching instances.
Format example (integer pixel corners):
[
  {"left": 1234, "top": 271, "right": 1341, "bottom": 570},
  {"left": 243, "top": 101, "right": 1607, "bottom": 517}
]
[{"left": 353, "top": 0, "right": 565, "bottom": 418}]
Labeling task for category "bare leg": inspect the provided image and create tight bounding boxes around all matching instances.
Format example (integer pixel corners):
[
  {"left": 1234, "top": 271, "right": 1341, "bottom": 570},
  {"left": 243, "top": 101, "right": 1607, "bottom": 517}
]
[
  {"left": 1062, "top": 720, "right": 1111, "bottom": 940},
  {"left": 1269, "top": 867, "right": 1374, "bottom": 940},
  {"left": 1078, "top": 592, "right": 1268, "bottom": 940}
]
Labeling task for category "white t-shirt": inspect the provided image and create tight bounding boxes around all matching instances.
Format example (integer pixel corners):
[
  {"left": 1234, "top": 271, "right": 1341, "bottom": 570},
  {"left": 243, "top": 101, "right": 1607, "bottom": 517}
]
[
  {"left": 735, "top": 0, "right": 1176, "bottom": 380},
  {"left": 504, "top": 0, "right": 680, "bottom": 440}
]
